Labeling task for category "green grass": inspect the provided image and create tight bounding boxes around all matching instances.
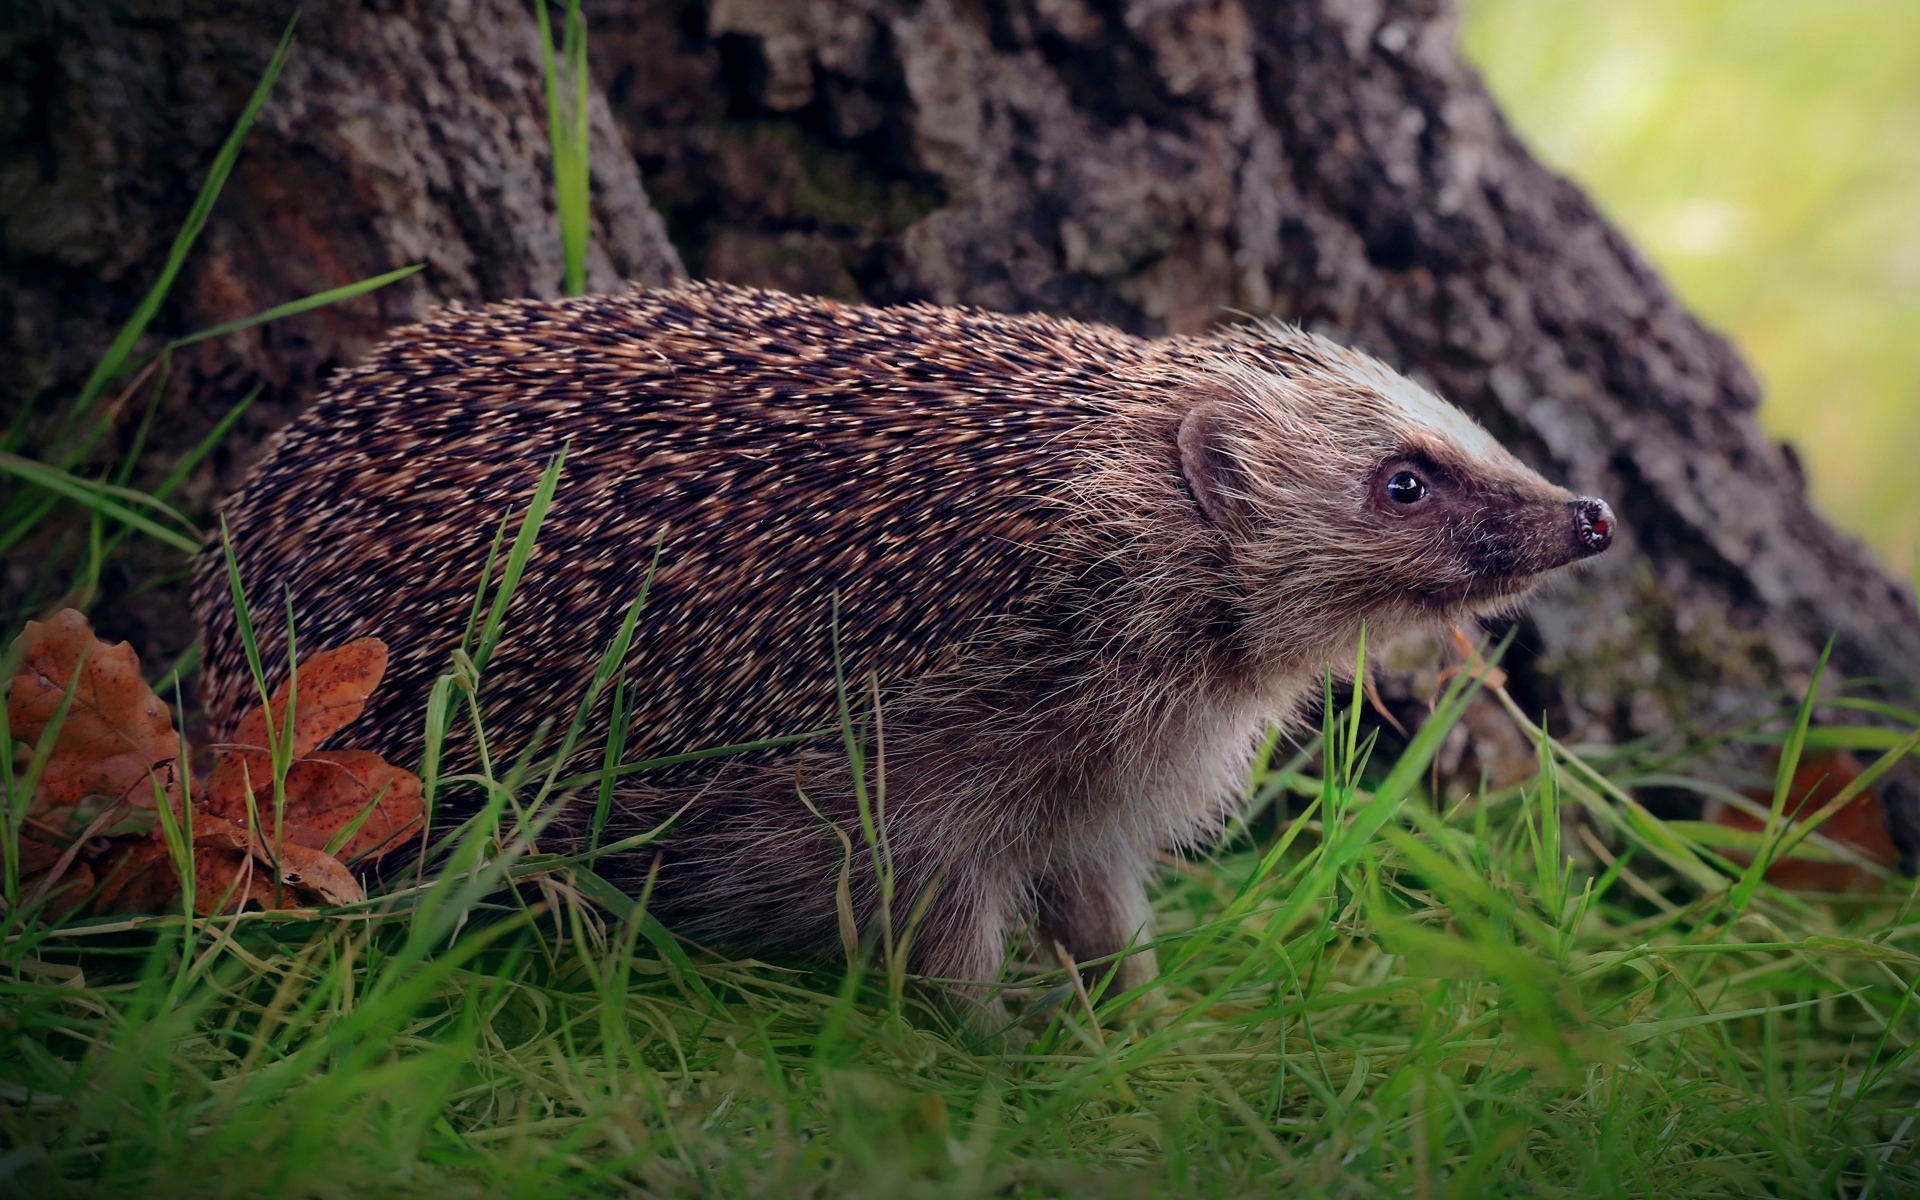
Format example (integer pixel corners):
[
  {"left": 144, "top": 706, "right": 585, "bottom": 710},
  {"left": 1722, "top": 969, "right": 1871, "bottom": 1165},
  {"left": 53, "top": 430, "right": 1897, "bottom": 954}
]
[
  {"left": 3, "top": 15, "right": 1919, "bottom": 1197},
  {"left": 3, "top": 606, "right": 1918, "bottom": 1196},
  {"left": 536, "top": 0, "right": 593, "bottom": 297}
]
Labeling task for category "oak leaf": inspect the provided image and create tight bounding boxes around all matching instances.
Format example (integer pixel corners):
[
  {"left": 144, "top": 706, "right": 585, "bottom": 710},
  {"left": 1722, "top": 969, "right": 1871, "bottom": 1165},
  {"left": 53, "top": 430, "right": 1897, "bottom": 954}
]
[
  {"left": 205, "top": 638, "right": 389, "bottom": 816},
  {"left": 191, "top": 844, "right": 274, "bottom": 915},
  {"left": 278, "top": 750, "right": 424, "bottom": 862},
  {"left": 275, "top": 841, "right": 364, "bottom": 906},
  {"left": 6, "top": 609, "right": 179, "bottom": 807},
  {"left": 189, "top": 812, "right": 365, "bottom": 914},
  {"left": 93, "top": 837, "right": 182, "bottom": 915},
  {"left": 6, "top": 613, "right": 412, "bottom": 916},
  {"left": 17, "top": 832, "right": 96, "bottom": 917}
]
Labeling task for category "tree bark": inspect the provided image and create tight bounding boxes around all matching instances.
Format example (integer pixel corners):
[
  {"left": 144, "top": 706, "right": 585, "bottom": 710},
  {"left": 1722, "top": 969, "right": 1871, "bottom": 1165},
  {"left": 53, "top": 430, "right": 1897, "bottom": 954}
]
[
  {"left": 3, "top": 0, "right": 1915, "bottom": 751},
  {"left": 0, "top": 0, "right": 681, "bottom": 661}
]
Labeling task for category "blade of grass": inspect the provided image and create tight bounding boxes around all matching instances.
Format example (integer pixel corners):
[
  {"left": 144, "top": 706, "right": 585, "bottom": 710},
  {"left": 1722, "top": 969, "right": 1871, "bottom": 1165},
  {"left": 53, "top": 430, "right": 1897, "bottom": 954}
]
[
  {"left": 530, "top": 542, "right": 659, "bottom": 816},
  {"left": 472, "top": 447, "right": 566, "bottom": 678},
  {"left": 414, "top": 670, "right": 459, "bottom": 881},
  {"left": 165, "top": 265, "right": 423, "bottom": 352},
  {"left": 0, "top": 381, "right": 255, "bottom": 569},
  {"left": 1728, "top": 635, "right": 1835, "bottom": 914},
  {"left": 1491, "top": 685, "right": 1729, "bottom": 893},
  {"left": 155, "top": 387, "right": 260, "bottom": 503},
  {"left": 70, "top": 16, "right": 299, "bottom": 415},
  {"left": 270, "top": 590, "right": 300, "bottom": 907},
  {"left": 535, "top": 0, "right": 592, "bottom": 295},
  {"left": 552, "top": 729, "right": 833, "bottom": 792},
  {"left": 589, "top": 674, "right": 629, "bottom": 855},
  {"left": 217, "top": 516, "right": 276, "bottom": 753},
  {"left": 0, "top": 687, "right": 16, "bottom": 908},
  {"left": 0, "top": 454, "right": 199, "bottom": 553},
  {"left": 163, "top": 681, "right": 196, "bottom": 925},
  {"left": 11, "top": 646, "right": 87, "bottom": 907}
]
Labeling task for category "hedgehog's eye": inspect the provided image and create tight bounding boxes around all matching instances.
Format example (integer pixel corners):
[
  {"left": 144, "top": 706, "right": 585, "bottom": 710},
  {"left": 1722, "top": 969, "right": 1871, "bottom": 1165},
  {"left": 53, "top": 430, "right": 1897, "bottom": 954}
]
[{"left": 1386, "top": 470, "right": 1429, "bottom": 505}]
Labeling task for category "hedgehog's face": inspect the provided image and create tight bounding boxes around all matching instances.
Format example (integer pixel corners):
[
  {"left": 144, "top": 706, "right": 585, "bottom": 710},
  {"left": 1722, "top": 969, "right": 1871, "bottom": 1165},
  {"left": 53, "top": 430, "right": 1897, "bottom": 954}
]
[
  {"left": 1359, "top": 446, "right": 1614, "bottom": 612},
  {"left": 1178, "top": 357, "right": 1613, "bottom": 641}
]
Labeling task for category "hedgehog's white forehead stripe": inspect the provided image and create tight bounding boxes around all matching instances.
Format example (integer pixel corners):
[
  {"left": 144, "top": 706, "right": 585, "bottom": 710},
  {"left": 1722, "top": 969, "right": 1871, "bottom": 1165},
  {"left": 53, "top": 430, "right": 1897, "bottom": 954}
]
[
  {"left": 1360, "top": 363, "right": 1512, "bottom": 469},
  {"left": 1202, "top": 344, "right": 1513, "bottom": 474}
]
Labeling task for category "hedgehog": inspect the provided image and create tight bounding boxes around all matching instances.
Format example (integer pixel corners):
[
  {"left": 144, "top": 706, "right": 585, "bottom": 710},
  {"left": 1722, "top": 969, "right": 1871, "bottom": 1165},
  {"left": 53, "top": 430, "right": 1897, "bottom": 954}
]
[{"left": 193, "top": 281, "right": 1613, "bottom": 1013}]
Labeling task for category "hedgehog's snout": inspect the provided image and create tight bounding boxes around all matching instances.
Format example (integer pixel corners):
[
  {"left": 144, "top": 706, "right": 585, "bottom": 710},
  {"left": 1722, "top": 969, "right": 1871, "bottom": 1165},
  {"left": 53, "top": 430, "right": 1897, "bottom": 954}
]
[{"left": 1571, "top": 497, "right": 1614, "bottom": 557}]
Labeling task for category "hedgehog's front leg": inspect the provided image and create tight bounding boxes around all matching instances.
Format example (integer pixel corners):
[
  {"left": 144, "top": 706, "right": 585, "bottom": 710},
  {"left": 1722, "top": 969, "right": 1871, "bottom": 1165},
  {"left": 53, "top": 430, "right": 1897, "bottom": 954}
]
[
  {"left": 906, "top": 864, "right": 1021, "bottom": 1027},
  {"left": 1034, "top": 860, "right": 1158, "bottom": 995}
]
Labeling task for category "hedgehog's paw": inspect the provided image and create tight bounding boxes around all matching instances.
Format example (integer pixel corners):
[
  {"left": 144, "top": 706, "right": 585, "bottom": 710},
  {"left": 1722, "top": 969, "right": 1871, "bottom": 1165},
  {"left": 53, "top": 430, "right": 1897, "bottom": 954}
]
[{"left": 1035, "top": 862, "right": 1157, "bottom": 992}]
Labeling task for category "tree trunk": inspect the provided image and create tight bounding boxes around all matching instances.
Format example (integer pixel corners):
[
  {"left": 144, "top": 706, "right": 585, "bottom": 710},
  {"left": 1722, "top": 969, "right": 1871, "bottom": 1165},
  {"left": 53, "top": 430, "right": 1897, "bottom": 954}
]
[
  {"left": 4, "top": 0, "right": 1915, "bottom": 752},
  {"left": 0, "top": 0, "right": 682, "bottom": 663}
]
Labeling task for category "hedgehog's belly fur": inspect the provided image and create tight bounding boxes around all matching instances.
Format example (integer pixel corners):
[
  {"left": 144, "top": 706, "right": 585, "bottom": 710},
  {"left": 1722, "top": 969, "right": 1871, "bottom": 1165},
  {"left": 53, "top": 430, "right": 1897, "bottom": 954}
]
[{"left": 587, "top": 669, "right": 1305, "bottom": 999}]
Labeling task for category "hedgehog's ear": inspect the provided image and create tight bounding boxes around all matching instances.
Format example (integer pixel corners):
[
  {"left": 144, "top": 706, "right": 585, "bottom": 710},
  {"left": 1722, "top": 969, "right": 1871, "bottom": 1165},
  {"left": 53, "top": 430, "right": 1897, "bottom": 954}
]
[{"left": 1178, "top": 402, "right": 1251, "bottom": 530}]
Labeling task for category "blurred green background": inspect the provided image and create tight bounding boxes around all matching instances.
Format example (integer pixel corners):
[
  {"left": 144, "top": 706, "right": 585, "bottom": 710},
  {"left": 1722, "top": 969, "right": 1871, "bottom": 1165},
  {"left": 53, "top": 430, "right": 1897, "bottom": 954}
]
[{"left": 1460, "top": 0, "right": 1920, "bottom": 572}]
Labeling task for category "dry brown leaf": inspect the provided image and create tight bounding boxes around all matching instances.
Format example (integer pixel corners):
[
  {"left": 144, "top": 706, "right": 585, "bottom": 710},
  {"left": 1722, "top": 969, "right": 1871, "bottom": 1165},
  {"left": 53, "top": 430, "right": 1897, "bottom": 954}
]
[
  {"left": 16, "top": 832, "right": 64, "bottom": 876},
  {"left": 24, "top": 860, "right": 95, "bottom": 917},
  {"left": 92, "top": 837, "right": 182, "bottom": 915},
  {"left": 193, "top": 844, "right": 273, "bottom": 916},
  {"left": 1441, "top": 625, "right": 1509, "bottom": 693},
  {"left": 206, "top": 638, "right": 388, "bottom": 815},
  {"left": 191, "top": 811, "right": 252, "bottom": 853},
  {"left": 202, "top": 751, "right": 264, "bottom": 822},
  {"left": 230, "top": 637, "right": 387, "bottom": 762},
  {"left": 276, "top": 842, "right": 364, "bottom": 907},
  {"left": 189, "top": 811, "right": 365, "bottom": 913},
  {"left": 6, "top": 617, "right": 398, "bottom": 917},
  {"left": 6, "top": 608, "right": 179, "bottom": 807},
  {"left": 279, "top": 750, "right": 424, "bottom": 862}
]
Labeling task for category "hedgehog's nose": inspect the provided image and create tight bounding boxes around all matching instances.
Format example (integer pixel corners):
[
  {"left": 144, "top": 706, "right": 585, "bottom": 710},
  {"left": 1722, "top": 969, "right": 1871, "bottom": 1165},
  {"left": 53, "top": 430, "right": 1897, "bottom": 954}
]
[{"left": 1571, "top": 497, "right": 1614, "bottom": 556}]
